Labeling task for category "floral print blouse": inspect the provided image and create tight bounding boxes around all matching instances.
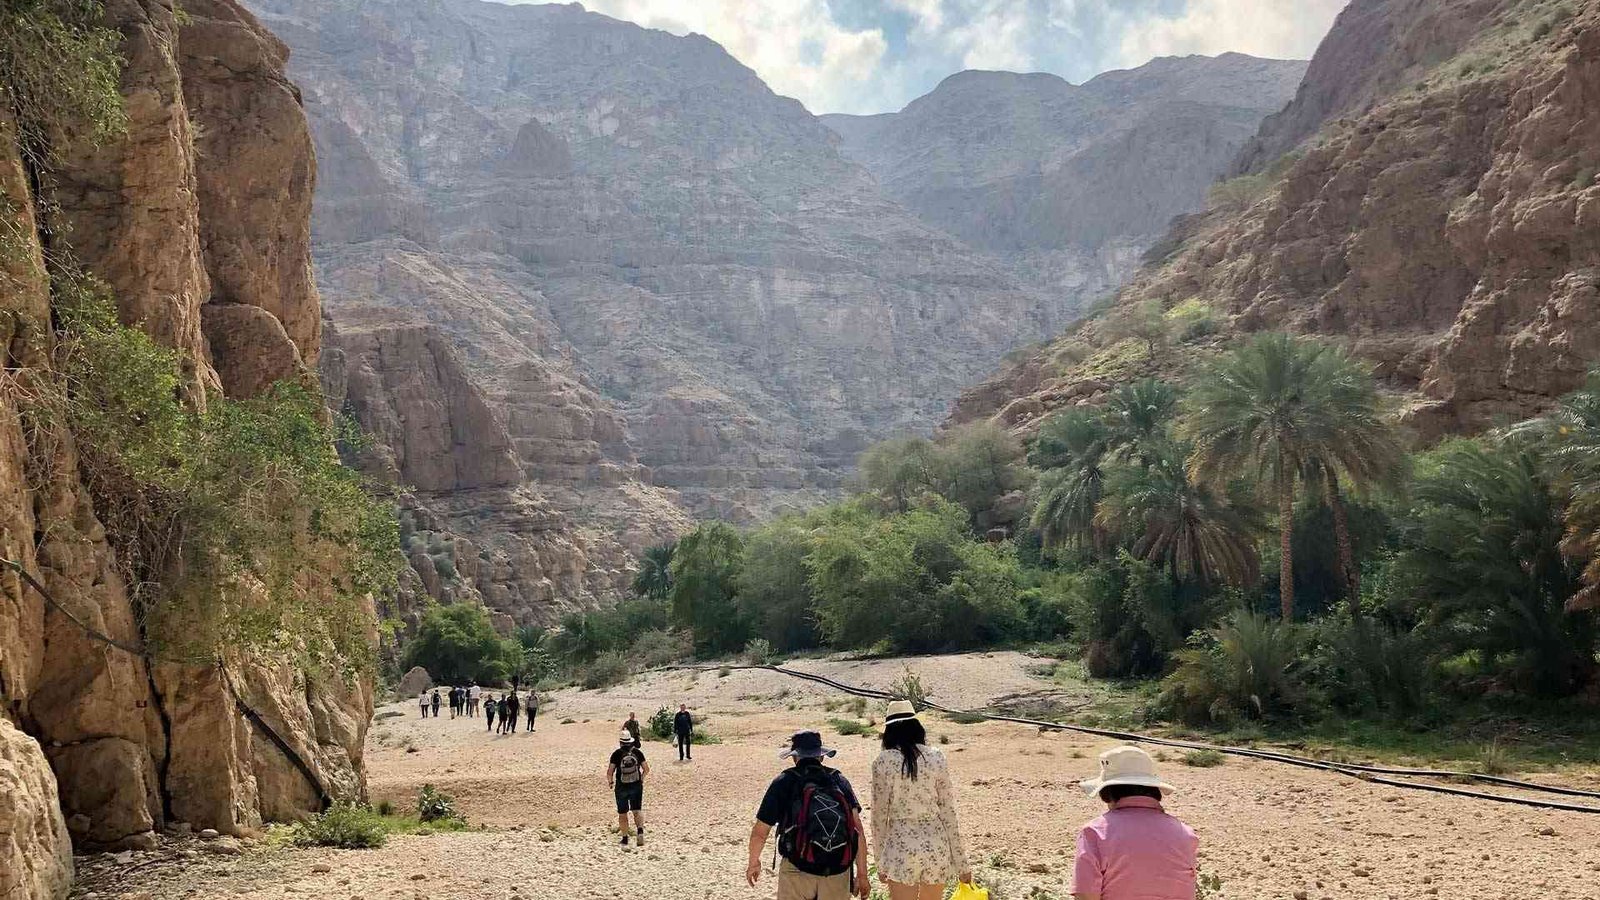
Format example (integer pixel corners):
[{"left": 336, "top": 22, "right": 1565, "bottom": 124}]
[{"left": 870, "top": 745, "right": 967, "bottom": 884}]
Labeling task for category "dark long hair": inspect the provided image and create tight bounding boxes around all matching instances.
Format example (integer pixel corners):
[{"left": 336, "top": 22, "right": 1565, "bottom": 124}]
[{"left": 881, "top": 718, "right": 926, "bottom": 779}]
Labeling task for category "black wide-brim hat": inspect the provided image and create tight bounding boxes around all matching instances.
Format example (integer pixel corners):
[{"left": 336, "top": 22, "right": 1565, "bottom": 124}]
[{"left": 778, "top": 729, "right": 837, "bottom": 760}]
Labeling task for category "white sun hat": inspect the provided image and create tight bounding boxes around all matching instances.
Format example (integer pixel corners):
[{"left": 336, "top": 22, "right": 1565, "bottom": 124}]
[
  {"left": 1078, "top": 745, "right": 1176, "bottom": 796},
  {"left": 884, "top": 699, "right": 918, "bottom": 723}
]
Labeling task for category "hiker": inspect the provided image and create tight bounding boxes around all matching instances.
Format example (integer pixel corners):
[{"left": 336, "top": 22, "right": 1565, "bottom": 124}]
[
  {"left": 1072, "top": 745, "right": 1197, "bottom": 900},
  {"left": 623, "top": 711, "right": 641, "bottom": 743},
  {"left": 525, "top": 691, "right": 538, "bottom": 732},
  {"left": 504, "top": 691, "right": 521, "bottom": 734},
  {"left": 448, "top": 686, "right": 461, "bottom": 719},
  {"left": 607, "top": 729, "right": 649, "bottom": 846},
  {"left": 430, "top": 689, "right": 441, "bottom": 718},
  {"left": 467, "top": 683, "right": 479, "bottom": 716},
  {"left": 746, "top": 730, "right": 869, "bottom": 900},
  {"left": 418, "top": 690, "right": 429, "bottom": 718},
  {"left": 673, "top": 704, "right": 694, "bottom": 761},
  {"left": 871, "top": 701, "right": 970, "bottom": 899},
  {"left": 484, "top": 693, "right": 497, "bottom": 732}
]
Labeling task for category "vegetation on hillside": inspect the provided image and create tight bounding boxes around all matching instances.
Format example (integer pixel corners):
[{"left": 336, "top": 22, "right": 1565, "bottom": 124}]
[{"left": 524, "top": 335, "right": 1600, "bottom": 753}]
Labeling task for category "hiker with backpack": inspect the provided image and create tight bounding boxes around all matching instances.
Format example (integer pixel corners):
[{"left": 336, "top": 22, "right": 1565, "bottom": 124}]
[
  {"left": 607, "top": 730, "right": 649, "bottom": 846},
  {"left": 484, "top": 693, "right": 497, "bottom": 732},
  {"left": 503, "top": 692, "right": 521, "bottom": 734},
  {"left": 430, "top": 689, "right": 441, "bottom": 718},
  {"left": 871, "top": 701, "right": 970, "bottom": 899},
  {"left": 746, "top": 730, "right": 869, "bottom": 900}
]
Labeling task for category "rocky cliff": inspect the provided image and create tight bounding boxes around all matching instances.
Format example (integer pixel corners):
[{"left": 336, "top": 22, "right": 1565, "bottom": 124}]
[
  {"left": 822, "top": 55, "right": 1305, "bottom": 303},
  {"left": 243, "top": 0, "right": 1294, "bottom": 538},
  {"left": 1, "top": 1, "right": 371, "bottom": 894},
  {"left": 954, "top": 0, "right": 1600, "bottom": 440}
]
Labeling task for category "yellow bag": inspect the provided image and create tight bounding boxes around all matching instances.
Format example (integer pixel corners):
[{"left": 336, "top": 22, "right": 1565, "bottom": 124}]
[{"left": 950, "top": 882, "right": 989, "bottom": 900}]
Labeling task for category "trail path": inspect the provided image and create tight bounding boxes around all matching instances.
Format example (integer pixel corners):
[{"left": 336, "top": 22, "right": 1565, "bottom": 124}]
[{"left": 78, "top": 653, "right": 1600, "bottom": 899}]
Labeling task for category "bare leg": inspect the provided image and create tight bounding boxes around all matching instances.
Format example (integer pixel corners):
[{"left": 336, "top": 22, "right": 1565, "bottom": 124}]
[{"left": 886, "top": 882, "right": 944, "bottom": 900}]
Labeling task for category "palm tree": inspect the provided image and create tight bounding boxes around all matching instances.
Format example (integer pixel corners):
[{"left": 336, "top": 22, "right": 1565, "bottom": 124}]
[
  {"left": 632, "top": 542, "right": 676, "bottom": 600},
  {"left": 1507, "top": 370, "right": 1600, "bottom": 611},
  {"left": 1104, "top": 378, "right": 1178, "bottom": 469},
  {"left": 1095, "top": 450, "right": 1260, "bottom": 589},
  {"left": 1182, "top": 334, "right": 1399, "bottom": 620},
  {"left": 1029, "top": 410, "right": 1109, "bottom": 555}
]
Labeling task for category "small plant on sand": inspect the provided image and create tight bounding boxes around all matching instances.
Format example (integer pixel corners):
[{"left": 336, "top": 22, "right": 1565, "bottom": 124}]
[
  {"left": 890, "top": 667, "right": 930, "bottom": 710},
  {"left": 374, "top": 798, "right": 395, "bottom": 816},
  {"left": 717, "top": 665, "right": 732, "bottom": 678},
  {"left": 986, "top": 850, "right": 1014, "bottom": 870},
  {"left": 1182, "top": 749, "right": 1226, "bottom": 768},
  {"left": 649, "top": 706, "right": 675, "bottom": 739},
  {"left": 1196, "top": 871, "right": 1223, "bottom": 900},
  {"left": 294, "top": 803, "right": 387, "bottom": 849},
  {"left": 944, "top": 709, "right": 987, "bottom": 725},
  {"left": 744, "top": 637, "right": 777, "bottom": 665},
  {"left": 829, "top": 717, "right": 875, "bottom": 737},
  {"left": 416, "top": 784, "right": 461, "bottom": 824},
  {"left": 1476, "top": 740, "right": 1515, "bottom": 776}
]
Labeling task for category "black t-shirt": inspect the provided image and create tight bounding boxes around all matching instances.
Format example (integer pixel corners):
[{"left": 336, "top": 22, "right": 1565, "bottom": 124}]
[
  {"left": 609, "top": 746, "right": 646, "bottom": 788},
  {"left": 674, "top": 711, "right": 693, "bottom": 734},
  {"left": 755, "top": 761, "right": 860, "bottom": 826}
]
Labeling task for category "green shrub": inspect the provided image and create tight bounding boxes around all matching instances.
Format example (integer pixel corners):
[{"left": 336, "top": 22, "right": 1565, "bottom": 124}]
[
  {"left": 829, "top": 718, "right": 875, "bottom": 737},
  {"left": 582, "top": 651, "right": 631, "bottom": 689},
  {"left": 1181, "top": 749, "right": 1226, "bottom": 768},
  {"left": 416, "top": 784, "right": 461, "bottom": 824},
  {"left": 648, "top": 706, "right": 675, "bottom": 740},
  {"left": 743, "top": 637, "right": 776, "bottom": 665},
  {"left": 629, "top": 628, "right": 690, "bottom": 670},
  {"left": 1158, "top": 612, "right": 1306, "bottom": 724},
  {"left": 889, "top": 667, "right": 929, "bottom": 710},
  {"left": 294, "top": 803, "right": 387, "bottom": 849}
]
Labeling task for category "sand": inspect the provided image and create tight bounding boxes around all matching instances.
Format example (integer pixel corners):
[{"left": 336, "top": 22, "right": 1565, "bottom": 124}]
[{"left": 75, "top": 653, "right": 1600, "bottom": 900}]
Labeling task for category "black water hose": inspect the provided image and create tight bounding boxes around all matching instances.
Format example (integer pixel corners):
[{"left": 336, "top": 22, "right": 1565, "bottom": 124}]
[
  {"left": 5, "top": 558, "right": 333, "bottom": 812},
  {"left": 668, "top": 663, "right": 1600, "bottom": 814}
]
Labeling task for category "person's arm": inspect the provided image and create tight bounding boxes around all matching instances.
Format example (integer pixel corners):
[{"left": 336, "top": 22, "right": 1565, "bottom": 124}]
[
  {"left": 851, "top": 807, "right": 870, "bottom": 899},
  {"left": 869, "top": 756, "right": 890, "bottom": 881},
  {"left": 1070, "top": 827, "right": 1102, "bottom": 900},
  {"left": 605, "top": 763, "right": 615, "bottom": 790},
  {"left": 933, "top": 755, "right": 970, "bottom": 883},
  {"left": 640, "top": 753, "right": 650, "bottom": 778},
  {"left": 746, "top": 821, "right": 771, "bottom": 886}
]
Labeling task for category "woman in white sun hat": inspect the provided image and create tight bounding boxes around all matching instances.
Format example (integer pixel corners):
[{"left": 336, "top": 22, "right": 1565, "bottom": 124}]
[
  {"left": 869, "top": 699, "right": 971, "bottom": 900},
  {"left": 1072, "top": 745, "right": 1198, "bottom": 900}
]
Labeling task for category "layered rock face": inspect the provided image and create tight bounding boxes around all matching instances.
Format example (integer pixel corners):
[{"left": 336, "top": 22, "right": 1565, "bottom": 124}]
[
  {"left": 955, "top": 0, "right": 1600, "bottom": 439},
  {"left": 245, "top": 0, "right": 1157, "bottom": 528},
  {"left": 823, "top": 55, "right": 1305, "bottom": 304},
  {"left": 1, "top": 1, "right": 372, "bottom": 891}
]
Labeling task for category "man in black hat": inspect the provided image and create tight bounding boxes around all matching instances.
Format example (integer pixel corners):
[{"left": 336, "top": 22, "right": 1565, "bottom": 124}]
[{"left": 745, "top": 731, "right": 869, "bottom": 900}]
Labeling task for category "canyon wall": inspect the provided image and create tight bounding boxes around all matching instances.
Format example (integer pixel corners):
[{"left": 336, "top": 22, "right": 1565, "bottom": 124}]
[
  {"left": 823, "top": 54, "right": 1306, "bottom": 304},
  {"left": 955, "top": 0, "right": 1600, "bottom": 441},
  {"left": 1, "top": 1, "right": 371, "bottom": 895}
]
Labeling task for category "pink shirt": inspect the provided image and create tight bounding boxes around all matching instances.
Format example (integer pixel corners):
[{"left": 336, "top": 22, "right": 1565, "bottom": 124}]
[{"left": 1072, "top": 797, "right": 1198, "bottom": 899}]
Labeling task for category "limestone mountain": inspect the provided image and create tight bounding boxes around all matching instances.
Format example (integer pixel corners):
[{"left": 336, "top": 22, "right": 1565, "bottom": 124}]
[
  {"left": 243, "top": 0, "right": 1303, "bottom": 567},
  {"left": 2, "top": 0, "right": 372, "bottom": 893},
  {"left": 955, "top": 0, "right": 1600, "bottom": 442},
  {"left": 823, "top": 55, "right": 1306, "bottom": 305}
]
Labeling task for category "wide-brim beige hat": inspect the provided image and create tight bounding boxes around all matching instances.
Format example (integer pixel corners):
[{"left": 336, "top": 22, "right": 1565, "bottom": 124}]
[
  {"left": 1079, "top": 745, "right": 1176, "bottom": 795},
  {"left": 884, "top": 699, "right": 918, "bottom": 723}
]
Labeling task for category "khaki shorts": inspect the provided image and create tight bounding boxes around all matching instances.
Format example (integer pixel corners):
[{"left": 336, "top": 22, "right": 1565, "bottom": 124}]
[{"left": 776, "top": 860, "right": 853, "bottom": 900}]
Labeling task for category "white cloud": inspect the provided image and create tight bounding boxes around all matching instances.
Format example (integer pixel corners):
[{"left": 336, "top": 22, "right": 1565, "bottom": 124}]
[
  {"left": 575, "top": 0, "right": 889, "bottom": 113},
  {"left": 1117, "top": 0, "right": 1348, "bottom": 65}
]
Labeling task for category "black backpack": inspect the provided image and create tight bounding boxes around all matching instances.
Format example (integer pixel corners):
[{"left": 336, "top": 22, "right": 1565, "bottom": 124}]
[{"left": 777, "top": 767, "right": 859, "bottom": 876}]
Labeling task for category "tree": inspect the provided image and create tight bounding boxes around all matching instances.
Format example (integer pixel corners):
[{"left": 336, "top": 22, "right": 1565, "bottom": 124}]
[
  {"left": 632, "top": 542, "right": 676, "bottom": 600},
  {"left": 1029, "top": 410, "right": 1109, "bottom": 555},
  {"left": 1102, "top": 299, "right": 1169, "bottom": 362},
  {"left": 1507, "top": 371, "right": 1600, "bottom": 611},
  {"left": 1103, "top": 378, "right": 1179, "bottom": 469},
  {"left": 930, "top": 422, "right": 1029, "bottom": 527},
  {"left": 859, "top": 436, "right": 938, "bottom": 512},
  {"left": 402, "top": 604, "right": 516, "bottom": 684},
  {"left": 1397, "top": 440, "right": 1595, "bottom": 696},
  {"left": 669, "top": 522, "right": 749, "bottom": 656},
  {"left": 739, "top": 519, "right": 822, "bottom": 651},
  {"left": 1182, "top": 334, "right": 1399, "bottom": 620},
  {"left": 1095, "top": 451, "right": 1260, "bottom": 589}
]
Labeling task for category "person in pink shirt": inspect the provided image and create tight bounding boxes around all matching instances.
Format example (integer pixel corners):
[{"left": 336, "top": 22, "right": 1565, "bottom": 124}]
[{"left": 1072, "top": 745, "right": 1198, "bottom": 900}]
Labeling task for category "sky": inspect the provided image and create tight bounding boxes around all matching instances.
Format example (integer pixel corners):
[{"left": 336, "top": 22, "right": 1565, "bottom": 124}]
[{"left": 528, "top": 0, "right": 1349, "bottom": 115}]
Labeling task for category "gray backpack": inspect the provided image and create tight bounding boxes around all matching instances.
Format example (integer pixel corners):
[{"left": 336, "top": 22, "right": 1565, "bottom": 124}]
[{"left": 618, "top": 750, "right": 643, "bottom": 785}]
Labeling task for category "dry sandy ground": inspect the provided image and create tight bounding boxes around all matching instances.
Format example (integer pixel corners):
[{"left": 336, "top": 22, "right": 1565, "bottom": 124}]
[{"left": 76, "top": 653, "right": 1600, "bottom": 900}]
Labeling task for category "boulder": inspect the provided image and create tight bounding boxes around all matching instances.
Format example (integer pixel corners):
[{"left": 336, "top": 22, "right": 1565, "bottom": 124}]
[
  {"left": 0, "top": 718, "right": 73, "bottom": 900},
  {"left": 397, "top": 667, "right": 433, "bottom": 697}
]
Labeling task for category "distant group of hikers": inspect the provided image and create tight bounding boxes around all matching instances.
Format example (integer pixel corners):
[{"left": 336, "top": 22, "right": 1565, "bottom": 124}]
[
  {"left": 603, "top": 698, "right": 1197, "bottom": 900},
  {"left": 417, "top": 685, "right": 538, "bottom": 734}
]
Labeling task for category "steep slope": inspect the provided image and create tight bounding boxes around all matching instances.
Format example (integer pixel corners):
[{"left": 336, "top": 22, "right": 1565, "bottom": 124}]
[
  {"left": 955, "top": 0, "right": 1600, "bottom": 440},
  {"left": 2, "top": 0, "right": 372, "bottom": 892},
  {"left": 243, "top": 0, "right": 1070, "bottom": 528},
  {"left": 822, "top": 54, "right": 1306, "bottom": 305}
]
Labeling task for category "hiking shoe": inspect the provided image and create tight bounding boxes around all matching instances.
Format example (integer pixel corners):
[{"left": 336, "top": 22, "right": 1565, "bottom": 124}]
[
  {"left": 620, "top": 833, "right": 630, "bottom": 846},
  {"left": 635, "top": 830, "right": 644, "bottom": 847}
]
